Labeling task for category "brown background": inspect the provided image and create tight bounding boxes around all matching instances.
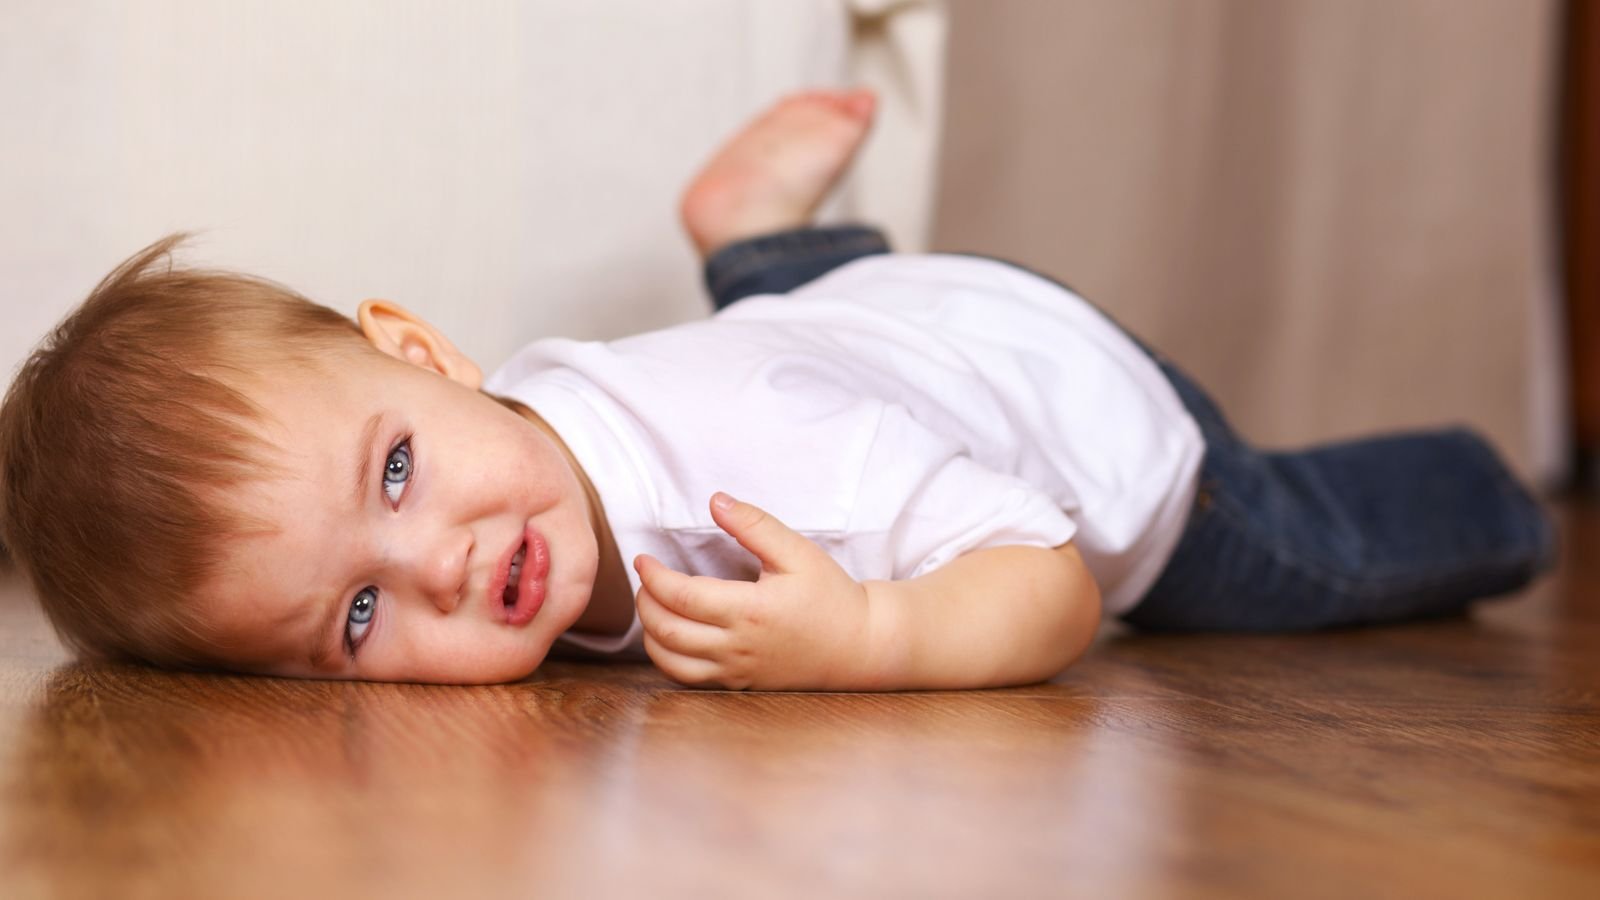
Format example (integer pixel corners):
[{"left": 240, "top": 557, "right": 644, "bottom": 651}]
[
  {"left": 932, "top": 0, "right": 1564, "bottom": 487},
  {"left": 1564, "top": 0, "right": 1600, "bottom": 476}
]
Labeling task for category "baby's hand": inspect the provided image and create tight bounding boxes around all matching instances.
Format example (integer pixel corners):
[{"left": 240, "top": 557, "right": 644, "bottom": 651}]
[{"left": 632, "top": 493, "right": 879, "bottom": 691}]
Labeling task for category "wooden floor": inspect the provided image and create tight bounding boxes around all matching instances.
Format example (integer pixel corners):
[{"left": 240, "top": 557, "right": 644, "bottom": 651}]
[{"left": 0, "top": 500, "right": 1595, "bottom": 899}]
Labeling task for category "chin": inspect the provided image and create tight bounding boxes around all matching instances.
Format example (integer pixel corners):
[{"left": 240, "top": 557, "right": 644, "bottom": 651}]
[{"left": 492, "top": 646, "right": 550, "bottom": 684}]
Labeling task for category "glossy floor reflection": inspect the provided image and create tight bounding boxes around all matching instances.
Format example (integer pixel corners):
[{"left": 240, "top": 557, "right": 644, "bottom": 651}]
[{"left": 0, "top": 499, "right": 1596, "bottom": 898}]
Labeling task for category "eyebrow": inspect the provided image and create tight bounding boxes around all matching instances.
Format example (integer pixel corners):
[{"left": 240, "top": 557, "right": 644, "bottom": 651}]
[
  {"left": 306, "top": 412, "right": 385, "bottom": 669},
  {"left": 351, "top": 412, "right": 385, "bottom": 510},
  {"left": 309, "top": 591, "right": 345, "bottom": 671}
]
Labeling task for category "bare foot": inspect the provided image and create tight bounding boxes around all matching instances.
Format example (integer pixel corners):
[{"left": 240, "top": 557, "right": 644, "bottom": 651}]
[{"left": 680, "top": 88, "right": 877, "bottom": 258}]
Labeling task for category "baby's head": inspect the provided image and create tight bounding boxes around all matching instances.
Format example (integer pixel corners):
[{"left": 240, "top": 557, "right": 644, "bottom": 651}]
[{"left": 0, "top": 236, "right": 603, "bottom": 683}]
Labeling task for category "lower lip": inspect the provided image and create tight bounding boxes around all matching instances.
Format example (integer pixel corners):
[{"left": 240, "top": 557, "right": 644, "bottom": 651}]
[{"left": 506, "top": 525, "right": 549, "bottom": 627}]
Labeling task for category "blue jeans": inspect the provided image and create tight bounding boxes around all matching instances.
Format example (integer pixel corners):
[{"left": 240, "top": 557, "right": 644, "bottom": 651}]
[{"left": 703, "top": 226, "right": 1560, "bottom": 631}]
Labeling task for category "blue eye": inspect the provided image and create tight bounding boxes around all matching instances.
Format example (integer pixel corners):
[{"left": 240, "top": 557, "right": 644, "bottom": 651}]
[
  {"left": 346, "top": 586, "right": 377, "bottom": 654},
  {"left": 383, "top": 440, "right": 412, "bottom": 505}
]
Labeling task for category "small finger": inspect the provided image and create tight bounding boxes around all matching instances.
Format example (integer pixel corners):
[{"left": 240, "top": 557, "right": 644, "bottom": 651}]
[
  {"left": 636, "top": 585, "right": 729, "bottom": 659},
  {"left": 633, "top": 553, "right": 736, "bottom": 626},
  {"left": 642, "top": 632, "right": 726, "bottom": 689}
]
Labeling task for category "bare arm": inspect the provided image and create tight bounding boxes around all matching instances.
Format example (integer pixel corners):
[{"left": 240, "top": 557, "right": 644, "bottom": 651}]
[
  {"left": 631, "top": 493, "right": 1101, "bottom": 691},
  {"left": 861, "top": 542, "right": 1102, "bottom": 691}
]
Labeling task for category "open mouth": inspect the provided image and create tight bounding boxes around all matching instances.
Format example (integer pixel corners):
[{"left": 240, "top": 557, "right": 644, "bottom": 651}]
[
  {"left": 503, "top": 541, "right": 527, "bottom": 610},
  {"left": 498, "top": 527, "right": 548, "bottom": 627}
]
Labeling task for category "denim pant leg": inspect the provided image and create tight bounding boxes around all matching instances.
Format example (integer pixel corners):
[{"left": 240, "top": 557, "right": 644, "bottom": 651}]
[
  {"left": 948, "top": 258, "right": 1560, "bottom": 631},
  {"left": 1123, "top": 357, "right": 1560, "bottom": 632},
  {"left": 702, "top": 225, "right": 891, "bottom": 310}
]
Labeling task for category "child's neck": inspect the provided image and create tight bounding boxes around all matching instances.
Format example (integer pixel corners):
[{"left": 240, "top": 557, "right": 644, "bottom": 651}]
[{"left": 567, "top": 466, "right": 634, "bottom": 637}]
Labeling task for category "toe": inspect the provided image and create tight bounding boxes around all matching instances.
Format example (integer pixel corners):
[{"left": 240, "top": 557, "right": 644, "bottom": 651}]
[{"left": 839, "top": 88, "right": 877, "bottom": 121}]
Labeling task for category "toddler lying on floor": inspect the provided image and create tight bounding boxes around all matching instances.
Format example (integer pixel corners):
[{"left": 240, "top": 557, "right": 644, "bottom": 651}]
[{"left": 0, "top": 90, "right": 1555, "bottom": 690}]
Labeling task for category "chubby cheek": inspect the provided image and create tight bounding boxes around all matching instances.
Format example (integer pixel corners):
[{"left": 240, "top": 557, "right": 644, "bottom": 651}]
[
  {"left": 469, "top": 642, "right": 552, "bottom": 684},
  {"left": 368, "top": 650, "right": 536, "bottom": 685},
  {"left": 528, "top": 462, "right": 576, "bottom": 513},
  {"left": 513, "top": 430, "right": 578, "bottom": 502},
  {"left": 392, "top": 622, "right": 553, "bottom": 685}
]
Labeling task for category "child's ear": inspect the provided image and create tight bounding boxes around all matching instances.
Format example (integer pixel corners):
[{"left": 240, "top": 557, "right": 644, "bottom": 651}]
[{"left": 357, "top": 300, "right": 483, "bottom": 389}]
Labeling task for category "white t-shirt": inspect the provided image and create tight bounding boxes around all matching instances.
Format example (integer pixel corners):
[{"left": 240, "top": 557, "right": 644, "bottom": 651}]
[{"left": 484, "top": 255, "right": 1204, "bottom": 655}]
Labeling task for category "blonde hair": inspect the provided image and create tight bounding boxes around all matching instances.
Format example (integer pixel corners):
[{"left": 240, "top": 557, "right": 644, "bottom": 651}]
[{"left": 0, "top": 234, "right": 364, "bottom": 667}]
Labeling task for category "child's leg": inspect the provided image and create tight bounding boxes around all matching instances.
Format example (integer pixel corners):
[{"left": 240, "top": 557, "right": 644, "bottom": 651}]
[
  {"left": 1124, "top": 356, "right": 1558, "bottom": 631},
  {"left": 679, "top": 89, "right": 890, "bottom": 310},
  {"left": 702, "top": 225, "right": 891, "bottom": 311}
]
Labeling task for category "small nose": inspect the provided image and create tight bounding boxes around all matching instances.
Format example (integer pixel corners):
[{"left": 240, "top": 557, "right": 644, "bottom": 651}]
[{"left": 411, "top": 529, "right": 471, "bottom": 614}]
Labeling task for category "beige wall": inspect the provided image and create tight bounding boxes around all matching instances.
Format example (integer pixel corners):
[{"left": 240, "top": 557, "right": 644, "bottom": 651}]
[
  {"left": 0, "top": 1, "right": 945, "bottom": 391},
  {"left": 933, "top": 0, "right": 1565, "bottom": 487}
]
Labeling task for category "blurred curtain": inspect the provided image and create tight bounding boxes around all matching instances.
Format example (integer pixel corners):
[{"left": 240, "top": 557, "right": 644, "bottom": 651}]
[{"left": 935, "top": 0, "right": 1565, "bottom": 487}]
